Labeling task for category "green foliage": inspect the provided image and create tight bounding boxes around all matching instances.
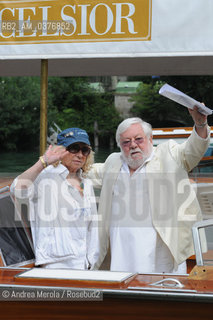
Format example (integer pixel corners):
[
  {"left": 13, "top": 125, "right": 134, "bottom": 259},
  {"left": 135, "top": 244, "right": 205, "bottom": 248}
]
[
  {"left": 48, "top": 77, "right": 121, "bottom": 139},
  {"left": 0, "top": 76, "right": 120, "bottom": 151},
  {"left": 2, "top": 75, "right": 213, "bottom": 151},
  {"left": 0, "top": 77, "right": 41, "bottom": 151},
  {"left": 130, "top": 81, "right": 189, "bottom": 127},
  {"left": 160, "top": 76, "right": 213, "bottom": 114},
  {"left": 130, "top": 76, "right": 213, "bottom": 127}
]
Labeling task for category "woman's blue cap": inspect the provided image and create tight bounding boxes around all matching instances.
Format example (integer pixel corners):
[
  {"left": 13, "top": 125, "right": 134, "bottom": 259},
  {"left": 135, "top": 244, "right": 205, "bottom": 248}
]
[{"left": 57, "top": 128, "right": 91, "bottom": 147}]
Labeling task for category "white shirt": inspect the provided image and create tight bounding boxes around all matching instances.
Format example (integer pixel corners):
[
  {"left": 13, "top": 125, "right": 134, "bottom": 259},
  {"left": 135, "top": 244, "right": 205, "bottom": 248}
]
[
  {"left": 110, "top": 156, "right": 186, "bottom": 274},
  {"left": 10, "top": 164, "right": 99, "bottom": 269}
]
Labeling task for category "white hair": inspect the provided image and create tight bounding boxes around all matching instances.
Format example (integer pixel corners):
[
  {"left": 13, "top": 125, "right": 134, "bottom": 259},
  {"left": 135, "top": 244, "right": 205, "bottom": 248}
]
[{"left": 115, "top": 117, "right": 152, "bottom": 147}]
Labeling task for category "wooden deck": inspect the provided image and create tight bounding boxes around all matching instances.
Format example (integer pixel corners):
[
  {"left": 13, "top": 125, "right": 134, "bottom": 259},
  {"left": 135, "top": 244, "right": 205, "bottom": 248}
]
[{"left": 0, "top": 267, "right": 213, "bottom": 320}]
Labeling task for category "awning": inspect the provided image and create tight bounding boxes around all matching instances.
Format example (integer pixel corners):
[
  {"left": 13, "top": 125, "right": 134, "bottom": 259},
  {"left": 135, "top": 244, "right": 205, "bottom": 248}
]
[{"left": 0, "top": 0, "right": 213, "bottom": 76}]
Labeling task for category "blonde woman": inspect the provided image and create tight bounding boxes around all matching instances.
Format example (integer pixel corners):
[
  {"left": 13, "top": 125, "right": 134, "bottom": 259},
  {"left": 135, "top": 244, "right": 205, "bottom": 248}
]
[{"left": 10, "top": 128, "right": 99, "bottom": 269}]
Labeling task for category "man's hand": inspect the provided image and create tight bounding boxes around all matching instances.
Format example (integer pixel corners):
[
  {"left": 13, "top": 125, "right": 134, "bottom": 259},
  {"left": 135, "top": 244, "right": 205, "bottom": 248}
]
[
  {"left": 188, "top": 105, "right": 207, "bottom": 127},
  {"left": 188, "top": 106, "right": 208, "bottom": 138}
]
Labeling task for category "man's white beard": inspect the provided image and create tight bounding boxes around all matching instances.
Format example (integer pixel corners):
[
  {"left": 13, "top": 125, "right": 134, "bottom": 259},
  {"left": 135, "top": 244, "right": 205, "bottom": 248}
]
[{"left": 121, "top": 145, "right": 153, "bottom": 170}]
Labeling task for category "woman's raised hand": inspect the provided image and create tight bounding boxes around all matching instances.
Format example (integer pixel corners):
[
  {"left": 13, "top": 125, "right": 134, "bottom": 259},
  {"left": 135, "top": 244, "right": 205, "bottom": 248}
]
[{"left": 44, "top": 145, "right": 69, "bottom": 165}]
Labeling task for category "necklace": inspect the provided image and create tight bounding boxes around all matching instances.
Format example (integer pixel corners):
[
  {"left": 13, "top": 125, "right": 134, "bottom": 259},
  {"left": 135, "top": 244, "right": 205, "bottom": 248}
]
[
  {"left": 80, "top": 182, "right": 84, "bottom": 192},
  {"left": 67, "top": 173, "right": 84, "bottom": 195}
]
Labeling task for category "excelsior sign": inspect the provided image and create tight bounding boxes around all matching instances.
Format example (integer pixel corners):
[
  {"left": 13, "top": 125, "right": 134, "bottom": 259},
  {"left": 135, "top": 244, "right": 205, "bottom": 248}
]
[
  {"left": 1, "top": 0, "right": 213, "bottom": 76},
  {"left": 0, "top": 0, "right": 152, "bottom": 44}
]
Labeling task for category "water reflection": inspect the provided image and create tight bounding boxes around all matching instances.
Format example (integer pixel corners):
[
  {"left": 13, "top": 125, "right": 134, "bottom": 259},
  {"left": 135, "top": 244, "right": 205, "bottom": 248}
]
[
  {"left": 0, "top": 152, "right": 38, "bottom": 176},
  {"left": 94, "top": 147, "right": 119, "bottom": 163},
  {"left": 0, "top": 148, "right": 119, "bottom": 174}
]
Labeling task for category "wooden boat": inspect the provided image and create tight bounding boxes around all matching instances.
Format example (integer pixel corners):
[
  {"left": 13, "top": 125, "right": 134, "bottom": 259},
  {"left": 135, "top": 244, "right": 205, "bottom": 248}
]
[
  {"left": 0, "top": 219, "right": 213, "bottom": 320},
  {"left": 0, "top": 197, "right": 212, "bottom": 319},
  {"left": 152, "top": 126, "right": 213, "bottom": 144},
  {"left": 0, "top": 127, "right": 213, "bottom": 319},
  {"left": 0, "top": 216, "right": 213, "bottom": 320},
  {"left": 0, "top": 266, "right": 212, "bottom": 320}
]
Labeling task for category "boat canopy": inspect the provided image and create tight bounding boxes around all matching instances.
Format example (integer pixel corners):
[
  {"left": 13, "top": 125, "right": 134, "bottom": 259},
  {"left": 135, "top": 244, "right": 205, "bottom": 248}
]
[{"left": 0, "top": 0, "right": 213, "bottom": 76}]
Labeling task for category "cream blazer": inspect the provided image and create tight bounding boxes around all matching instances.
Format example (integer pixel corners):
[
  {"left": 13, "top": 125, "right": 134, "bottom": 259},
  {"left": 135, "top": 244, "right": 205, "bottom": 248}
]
[{"left": 89, "top": 128, "right": 210, "bottom": 268}]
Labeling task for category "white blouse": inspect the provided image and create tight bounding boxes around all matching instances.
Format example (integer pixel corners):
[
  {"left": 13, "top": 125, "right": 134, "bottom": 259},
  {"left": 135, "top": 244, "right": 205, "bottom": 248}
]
[{"left": 10, "top": 164, "right": 99, "bottom": 269}]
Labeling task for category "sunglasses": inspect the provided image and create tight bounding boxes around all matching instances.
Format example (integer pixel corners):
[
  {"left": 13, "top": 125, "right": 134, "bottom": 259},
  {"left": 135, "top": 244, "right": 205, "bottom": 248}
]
[
  {"left": 67, "top": 144, "right": 91, "bottom": 156},
  {"left": 121, "top": 137, "right": 144, "bottom": 148}
]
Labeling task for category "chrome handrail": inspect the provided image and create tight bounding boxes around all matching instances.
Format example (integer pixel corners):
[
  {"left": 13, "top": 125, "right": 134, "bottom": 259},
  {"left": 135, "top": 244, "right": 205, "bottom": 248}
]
[
  {"left": 150, "top": 278, "right": 184, "bottom": 288},
  {"left": 0, "top": 186, "right": 10, "bottom": 194},
  {"left": 192, "top": 219, "right": 213, "bottom": 266}
]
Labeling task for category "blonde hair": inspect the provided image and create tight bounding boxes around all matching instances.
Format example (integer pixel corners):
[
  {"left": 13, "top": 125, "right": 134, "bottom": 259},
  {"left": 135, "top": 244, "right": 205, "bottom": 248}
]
[{"left": 82, "top": 150, "right": 94, "bottom": 174}]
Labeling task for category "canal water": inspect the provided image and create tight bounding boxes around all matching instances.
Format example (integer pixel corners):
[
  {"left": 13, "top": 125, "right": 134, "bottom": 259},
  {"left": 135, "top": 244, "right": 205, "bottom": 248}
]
[{"left": 0, "top": 147, "right": 118, "bottom": 177}]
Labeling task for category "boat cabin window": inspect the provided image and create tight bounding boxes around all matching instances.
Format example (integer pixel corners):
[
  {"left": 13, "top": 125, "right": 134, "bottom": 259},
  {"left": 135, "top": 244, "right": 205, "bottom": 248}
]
[
  {"left": 0, "top": 189, "right": 35, "bottom": 267},
  {"left": 192, "top": 219, "right": 213, "bottom": 267}
]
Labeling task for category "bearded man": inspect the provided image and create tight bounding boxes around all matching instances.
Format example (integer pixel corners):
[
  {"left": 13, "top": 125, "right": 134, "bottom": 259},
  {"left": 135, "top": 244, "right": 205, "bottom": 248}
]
[{"left": 89, "top": 107, "right": 210, "bottom": 274}]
